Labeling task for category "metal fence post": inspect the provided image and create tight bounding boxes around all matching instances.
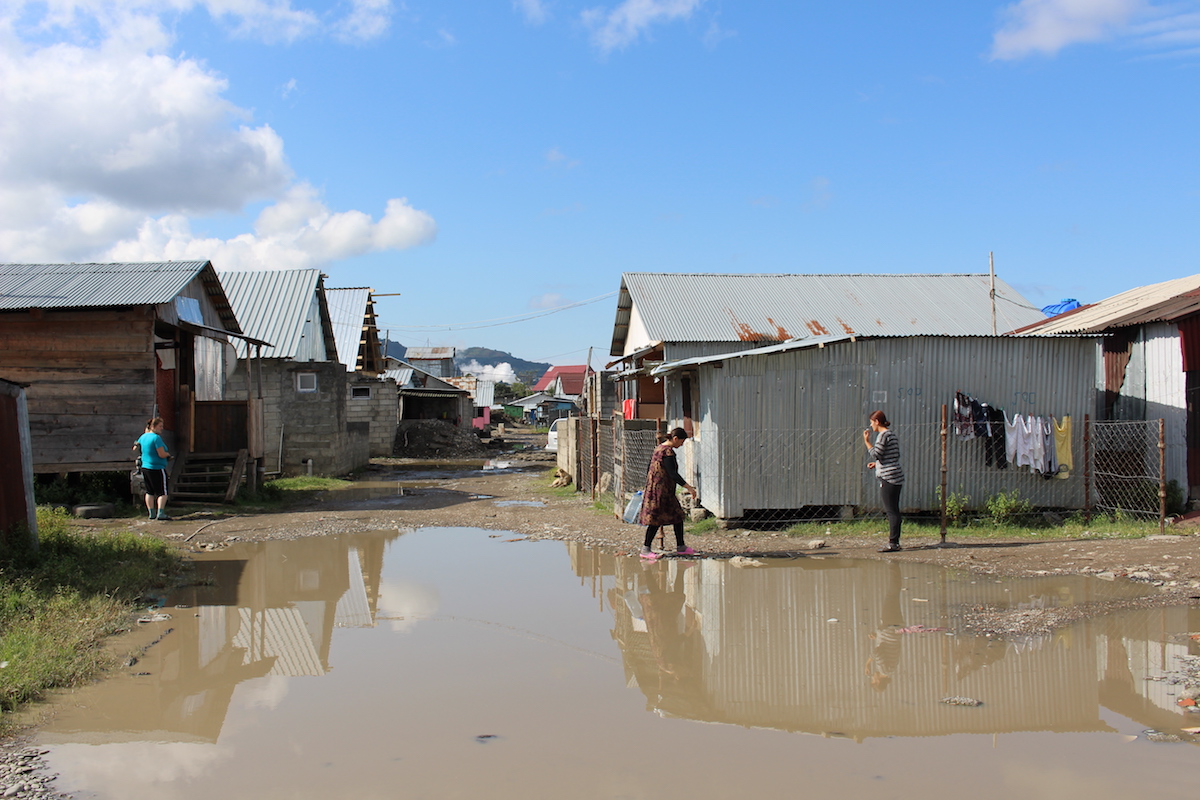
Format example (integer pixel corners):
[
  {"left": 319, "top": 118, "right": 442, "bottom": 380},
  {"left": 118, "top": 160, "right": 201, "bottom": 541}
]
[
  {"left": 1159, "top": 418, "right": 1167, "bottom": 534},
  {"left": 939, "top": 404, "right": 948, "bottom": 545},
  {"left": 1083, "top": 414, "right": 1091, "bottom": 524}
]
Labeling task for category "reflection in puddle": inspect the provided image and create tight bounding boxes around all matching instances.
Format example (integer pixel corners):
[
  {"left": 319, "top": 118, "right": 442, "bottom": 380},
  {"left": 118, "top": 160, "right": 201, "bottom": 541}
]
[{"left": 37, "top": 531, "right": 1198, "bottom": 799}]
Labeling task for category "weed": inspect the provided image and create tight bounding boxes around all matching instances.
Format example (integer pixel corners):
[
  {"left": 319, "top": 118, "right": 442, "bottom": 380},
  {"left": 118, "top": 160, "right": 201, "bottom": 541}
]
[
  {"left": 935, "top": 487, "right": 972, "bottom": 527},
  {"left": 984, "top": 489, "right": 1033, "bottom": 525}
]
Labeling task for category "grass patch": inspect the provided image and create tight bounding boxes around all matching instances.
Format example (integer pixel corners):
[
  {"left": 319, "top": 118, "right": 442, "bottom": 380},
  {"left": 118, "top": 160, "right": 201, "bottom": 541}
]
[
  {"left": 779, "top": 515, "right": 1164, "bottom": 541},
  {"left": 0, "top": 508, "right": 184, "bottom": 728},
  {"left": 687, "top": 516, "right": 720, "bottom": 535}
]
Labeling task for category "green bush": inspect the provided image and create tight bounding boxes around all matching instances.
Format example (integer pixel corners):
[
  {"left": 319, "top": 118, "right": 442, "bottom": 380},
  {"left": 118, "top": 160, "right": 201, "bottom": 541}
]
[
  {"left": 935, "top": 487, "right": 972, "bottom": 527},
  {"left": 985, "top": 489, "right": 1033, "bottom": 525}
]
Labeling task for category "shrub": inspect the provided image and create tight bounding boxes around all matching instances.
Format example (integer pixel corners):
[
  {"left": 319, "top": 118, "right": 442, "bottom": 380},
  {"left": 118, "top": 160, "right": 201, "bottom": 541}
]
[
  {"left": 935, "top": 487, "right": 972, "bottom": 527},
  {"left": 985, "top": 489, "right": 1032, "bottom": 525}
]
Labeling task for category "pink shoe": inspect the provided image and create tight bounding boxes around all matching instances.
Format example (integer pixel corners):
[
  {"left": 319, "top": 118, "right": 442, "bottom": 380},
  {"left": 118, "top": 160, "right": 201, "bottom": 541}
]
[
  {"left": 639, "top": 551, "right": 660, "bottom": 561},
  {"left": 676, "top": 547, "right": 696, "bottom": 556}
]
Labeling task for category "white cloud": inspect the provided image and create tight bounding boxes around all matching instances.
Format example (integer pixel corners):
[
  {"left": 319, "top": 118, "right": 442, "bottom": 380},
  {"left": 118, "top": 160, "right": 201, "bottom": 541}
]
[
  {"left": 990, "top": 0, "right": 1200, "bottom": 59},
  {"left": 545, "top": 146, "right": 581, "bottom": 168},
  {"left": 102, "top": 184, "right": 436, "bottom": 270},
  {"left": 459, "top": 360, "right": 519, "bottom": 383},
  {"left": 529, "top": 292, "right": 566, "bottom": 309},
  {"left": 0, "top": 1, "right": 434, "bottom": 268},
  {"left": 582, "top": 0, "right": 703, "bottom": 53},
  {"left": 513, "top": 0, "right": 549, "bottom": 25},
  {"left": 802, "top": 176, "right": 832, "bottom": 212},
  {"left": 333, "top": 0, "right": 393, "bottom": 42}
]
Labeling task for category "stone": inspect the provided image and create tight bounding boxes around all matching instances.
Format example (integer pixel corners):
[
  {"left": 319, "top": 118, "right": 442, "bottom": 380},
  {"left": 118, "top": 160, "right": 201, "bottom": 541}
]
[
  {"left": 73, "top": 503, "right": 115, "bottom": 518},
  {"left": 807, "top": 539, "right": 827, "bottom": 549}
]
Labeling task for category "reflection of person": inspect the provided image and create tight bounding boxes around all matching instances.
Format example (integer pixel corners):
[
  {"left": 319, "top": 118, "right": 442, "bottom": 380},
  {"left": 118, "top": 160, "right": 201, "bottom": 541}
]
[
  {"left": 865, "top": 562, "right": 905, "bottom": 691},
  {"left": 639, "top": 428, "right": 699, "bottom": 560},
  {"left": 640, "top": 563, "right": 702, "bottom": 706},
  {"left": 863, "top": 410, "right": 904, "bottom": 552},
  {"left": 135, "top": 417, "right": 172, "bottom": 521}
]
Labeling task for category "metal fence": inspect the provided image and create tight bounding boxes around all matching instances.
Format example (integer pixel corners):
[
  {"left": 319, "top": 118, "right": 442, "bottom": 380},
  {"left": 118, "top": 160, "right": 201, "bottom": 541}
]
[{"left": 568, "top": 413, "right": 1170, "bottom": 530}]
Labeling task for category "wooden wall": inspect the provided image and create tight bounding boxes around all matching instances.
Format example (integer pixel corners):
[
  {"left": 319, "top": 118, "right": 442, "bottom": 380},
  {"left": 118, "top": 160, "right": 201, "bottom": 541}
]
[{"left": 0, "top": 308, "right": 157, "bottom": 471}]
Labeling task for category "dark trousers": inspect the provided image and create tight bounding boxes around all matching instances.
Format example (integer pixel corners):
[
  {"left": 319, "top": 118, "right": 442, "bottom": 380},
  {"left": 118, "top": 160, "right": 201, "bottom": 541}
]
[
  {"left": 644, "top": 523, "right": 685, "bottom": 550},
  {"left": 880, "top": 480, "right": 903, "bottom": 545}
]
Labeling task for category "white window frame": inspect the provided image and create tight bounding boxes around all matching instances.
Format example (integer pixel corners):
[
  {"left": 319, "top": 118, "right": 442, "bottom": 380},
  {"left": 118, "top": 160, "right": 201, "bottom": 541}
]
[{"left": 296, "top": 372, "right": 318, "bottom": 393}]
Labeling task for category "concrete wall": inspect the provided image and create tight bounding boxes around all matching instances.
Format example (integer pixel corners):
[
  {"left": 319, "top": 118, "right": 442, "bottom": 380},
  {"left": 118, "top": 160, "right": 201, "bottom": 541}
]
[
  {"left": 347, "top": 376, "right": 399, "bottom": 457},
  {"left": 228, "top": 359, "right": 367, "bottom": 476}
]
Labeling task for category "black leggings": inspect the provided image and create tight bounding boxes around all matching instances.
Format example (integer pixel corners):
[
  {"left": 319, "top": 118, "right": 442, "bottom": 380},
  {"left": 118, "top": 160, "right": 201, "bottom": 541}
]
[
  {"left": 880, "top": 480, "right": 903, "bottom": 545},
  {"left": 644, "top": 523, "right": 685, "bottom": 550}
]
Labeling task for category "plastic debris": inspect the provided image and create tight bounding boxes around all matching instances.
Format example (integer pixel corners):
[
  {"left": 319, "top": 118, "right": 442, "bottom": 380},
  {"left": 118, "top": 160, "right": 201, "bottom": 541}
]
[{"left": 941, "top": 696, "right": 983, "bottom": 707}]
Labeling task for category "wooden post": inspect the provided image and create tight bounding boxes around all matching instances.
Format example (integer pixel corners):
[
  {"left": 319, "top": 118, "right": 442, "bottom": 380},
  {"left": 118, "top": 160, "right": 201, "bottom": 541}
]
[
  {"left": 1083, "top": 414, "right": 1091, "bottom": 524},
  {"left": 1159, "top": 418, "right": 1167, "bottom": 534},
  {"left": 590, "top": 417, "right": 599, "bottom": 503},
  {"left": 939, "top": 404, "right": 948, "bottom": 545}
]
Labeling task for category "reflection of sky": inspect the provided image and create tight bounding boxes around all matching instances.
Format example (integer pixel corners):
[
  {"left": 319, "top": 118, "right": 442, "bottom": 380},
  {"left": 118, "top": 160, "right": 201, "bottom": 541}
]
[
  {"left": 375, "top": 579, "right": 440, "bottom": 632},
  {"left": 47, "top": 742, "right": 231, "bottom": 800}
]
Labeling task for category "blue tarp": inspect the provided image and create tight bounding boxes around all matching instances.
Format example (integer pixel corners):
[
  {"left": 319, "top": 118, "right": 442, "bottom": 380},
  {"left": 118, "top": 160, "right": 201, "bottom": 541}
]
[{"left": 1041, "top": 298, "right": 1081, "bottom": 316}]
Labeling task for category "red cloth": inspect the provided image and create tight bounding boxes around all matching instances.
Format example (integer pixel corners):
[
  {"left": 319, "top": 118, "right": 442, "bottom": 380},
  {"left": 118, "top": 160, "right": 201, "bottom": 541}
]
[{"left": 623, "top": 398, "right": 637, "bottom": 420}]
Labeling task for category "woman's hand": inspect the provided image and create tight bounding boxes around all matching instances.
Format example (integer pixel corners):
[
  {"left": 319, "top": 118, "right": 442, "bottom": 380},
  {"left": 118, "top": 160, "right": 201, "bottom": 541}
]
[
  {"left": 863, "top": 429, "right": 872, "bottom": 447},
  {"left": 867, "top": 461, "right": 876, "bottom": 469}
]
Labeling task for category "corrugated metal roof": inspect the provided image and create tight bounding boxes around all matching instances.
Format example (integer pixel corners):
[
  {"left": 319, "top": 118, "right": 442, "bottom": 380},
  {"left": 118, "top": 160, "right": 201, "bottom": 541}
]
[
  {"left": 383, "top": 367, "right": 414, "bottom": 386},
  {"left": 325, "top": 287, "right": 372, "bottom": 372},
  {"left": 610, "top": 272, "right": 1047, "bottom": 356},
  {"left": 405, "top": 346, "right": 455, "bottom": 359},
  {"left": 1015, "top": 273, "right": 1200, "bottom": 334},
  {"left": 0, "top": 261, "right": 211, "bottom": 308},
  {"left": 219, "top": 269, "right": 322, "bottom": 359},
  {"left": 0, "top": 261, "right": 241, "bottom": 333}
]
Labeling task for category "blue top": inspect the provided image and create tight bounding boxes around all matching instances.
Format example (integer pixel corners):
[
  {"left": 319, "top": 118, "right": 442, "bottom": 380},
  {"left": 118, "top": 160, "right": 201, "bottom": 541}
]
[{"left": 137, "top": 431, "right": 169, "bottom": 470}]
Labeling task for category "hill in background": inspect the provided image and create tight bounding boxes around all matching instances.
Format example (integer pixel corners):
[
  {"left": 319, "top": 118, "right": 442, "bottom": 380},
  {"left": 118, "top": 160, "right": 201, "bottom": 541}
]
[{"left": 382, "top": 342, "right": 550, "bottom": 386}]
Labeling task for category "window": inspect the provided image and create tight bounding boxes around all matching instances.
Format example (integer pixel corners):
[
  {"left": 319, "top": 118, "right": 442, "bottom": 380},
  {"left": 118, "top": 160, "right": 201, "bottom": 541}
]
[
  {"left": 351, "top": 386, "right": 372, "bottom": 399},
  {"left": 296, "top": 372, "right": 318, "bottom": 393}
]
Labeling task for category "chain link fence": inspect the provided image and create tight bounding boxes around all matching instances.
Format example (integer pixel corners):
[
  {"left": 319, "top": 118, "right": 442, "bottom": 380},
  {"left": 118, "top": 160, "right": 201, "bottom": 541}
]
[{"left": 568, "top": 414, "right": 1171, "bottom": 530}]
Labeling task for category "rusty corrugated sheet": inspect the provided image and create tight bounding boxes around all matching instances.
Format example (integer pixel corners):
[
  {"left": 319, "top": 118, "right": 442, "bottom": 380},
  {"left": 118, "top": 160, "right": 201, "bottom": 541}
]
[{"left": 611, "top": 272, "right": 1048, "bottom": 357}]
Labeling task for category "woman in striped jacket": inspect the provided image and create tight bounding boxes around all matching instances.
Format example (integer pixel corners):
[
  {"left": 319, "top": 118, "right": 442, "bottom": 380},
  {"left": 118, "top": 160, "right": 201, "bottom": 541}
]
[{"left": 863, "top": 410, "right": 904, "bottom": 552}]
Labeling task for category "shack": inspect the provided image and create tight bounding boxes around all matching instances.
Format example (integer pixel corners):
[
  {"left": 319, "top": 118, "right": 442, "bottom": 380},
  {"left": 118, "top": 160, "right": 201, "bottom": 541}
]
[
  {"left": 326, "top": 287, "right": 397, "bottom": 457},
  {"left": 651, "top": 334, "right": 1096, "bottom": 521},
  {"left": 0, "top": 261, "right": 252, "bottom": 473},
  {"left": 1015, "top": 273, "right": 1200, "bottom": 501},
  {"left": 220, "top": 269, "right": 367, "bottom": 477}
]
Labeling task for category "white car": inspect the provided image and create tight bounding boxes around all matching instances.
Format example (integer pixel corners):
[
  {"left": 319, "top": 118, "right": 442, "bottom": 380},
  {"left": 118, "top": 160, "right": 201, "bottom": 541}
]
[{"left": 545, "top": 418, "right": 561, "bottom": 452}]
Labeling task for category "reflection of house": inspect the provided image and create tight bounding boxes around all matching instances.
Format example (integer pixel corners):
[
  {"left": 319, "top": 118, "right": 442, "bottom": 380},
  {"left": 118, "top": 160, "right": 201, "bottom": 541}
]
[
  {"left": 326, "top": 287, "right": 398, "bottom": 457},
  {"left": 384, "top": 359, "right": 472, "bottom": 428},
  {"left": 0, "top": 261, "right": 257, "bottom": 472},
  {"left": 567, "top": 543, "right": 1198, "bottom": 741},
  {"left": 1015, "top": 274, "right": 1200, "bottom": 500},
  {"left": 404, "top": 346, "right": 456, "bottom": 378},
  {"left": 40, "top": 533, "right": 396, "bottom": 744},
  {"left": 221, "top": 269, "right": 369, "bottom": 477}
]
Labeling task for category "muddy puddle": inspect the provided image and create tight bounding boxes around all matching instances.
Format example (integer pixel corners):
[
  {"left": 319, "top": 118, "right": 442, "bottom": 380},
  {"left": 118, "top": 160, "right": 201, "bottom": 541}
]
[{"left": 36, "top": 530, "right": 1199, "bottom": 799}]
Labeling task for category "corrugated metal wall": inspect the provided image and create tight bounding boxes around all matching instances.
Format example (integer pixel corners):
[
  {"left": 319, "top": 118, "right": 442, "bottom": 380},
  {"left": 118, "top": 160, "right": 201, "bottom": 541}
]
[
  {"left": 1141, "top": 323, "right": 1187, "bottom": 489},
  {"left": 669, "top": 336, "right": 1097, "bottom": 518}
]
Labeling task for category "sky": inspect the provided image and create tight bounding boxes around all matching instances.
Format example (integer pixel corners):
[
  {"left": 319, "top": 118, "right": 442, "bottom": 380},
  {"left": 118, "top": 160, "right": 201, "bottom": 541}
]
[{"left": 3, "top": 1, "right": 1200, "bottom": 368}]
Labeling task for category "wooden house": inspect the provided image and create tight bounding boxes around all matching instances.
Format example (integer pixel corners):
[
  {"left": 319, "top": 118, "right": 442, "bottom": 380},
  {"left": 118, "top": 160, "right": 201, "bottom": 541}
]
[{"left": 0, "top": 261, "right": 260, "bottom": 475}]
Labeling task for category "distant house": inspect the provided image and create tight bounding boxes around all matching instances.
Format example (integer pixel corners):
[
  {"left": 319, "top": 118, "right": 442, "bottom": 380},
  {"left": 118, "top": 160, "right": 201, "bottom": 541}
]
[
  {"left": 221, "top": 269, "right": 368, "bottom": 477},
  {"left": 326, "top": 287, "right": 397, "bottom": 457},
  {"left": 444, "top": 375, "right": 496, "bottom": 430},
  {"left": 532, "top": 365, "right": 591, "bottom": 400},
  {"left": 0, "top": 261, "right": 254, "bottom": 473},
  {"left": 1015, "top": 273, "right": 1200, "bottom": 499},
  {"left": 608, "top": 272, "right": 1048, "bottom": 422},
  {"left": 404, "top": 346, "right": 456, "bottom": 378},
  {"left": 384, "top": 360, "right": 472, "bottom": 429}
]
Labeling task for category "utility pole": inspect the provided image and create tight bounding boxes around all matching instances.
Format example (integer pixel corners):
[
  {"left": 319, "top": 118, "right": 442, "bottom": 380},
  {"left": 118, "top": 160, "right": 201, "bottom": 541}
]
[{"left": 989, "top": 251, "right": 997, "bottom": 335}]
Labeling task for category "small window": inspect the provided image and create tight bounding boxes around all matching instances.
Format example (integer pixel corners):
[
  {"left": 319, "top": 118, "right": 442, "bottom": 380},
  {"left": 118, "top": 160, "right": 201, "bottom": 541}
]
[
  {"left": 351, "top": 386, "right": 372, "bottom": 399},
  {"left": 296, "top": 372, "right": 318, "bottom": 393}
]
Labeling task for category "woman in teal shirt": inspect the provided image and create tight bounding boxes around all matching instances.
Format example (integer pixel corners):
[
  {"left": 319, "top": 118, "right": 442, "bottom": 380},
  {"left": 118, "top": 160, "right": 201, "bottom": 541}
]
[{"left": 135, "top": 417, "right": 171, "bottom": 520}]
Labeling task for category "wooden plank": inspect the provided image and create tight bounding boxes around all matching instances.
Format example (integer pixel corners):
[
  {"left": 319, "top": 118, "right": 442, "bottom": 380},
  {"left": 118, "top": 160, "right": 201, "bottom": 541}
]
[{"left": 224, "top": 450, "right": 248, "bottom": 503}]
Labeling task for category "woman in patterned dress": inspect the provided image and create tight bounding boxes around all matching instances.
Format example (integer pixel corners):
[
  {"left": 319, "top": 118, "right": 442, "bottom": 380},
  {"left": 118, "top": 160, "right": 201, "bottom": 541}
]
[{"left": 639, "top": 428, "right": 699, "bottom": 560}]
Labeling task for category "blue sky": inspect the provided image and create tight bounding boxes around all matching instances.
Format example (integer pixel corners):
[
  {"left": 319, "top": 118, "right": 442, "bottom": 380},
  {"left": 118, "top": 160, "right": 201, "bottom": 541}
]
[{"left": 3, "top": 1, "right": 1199, "bottom": 368}]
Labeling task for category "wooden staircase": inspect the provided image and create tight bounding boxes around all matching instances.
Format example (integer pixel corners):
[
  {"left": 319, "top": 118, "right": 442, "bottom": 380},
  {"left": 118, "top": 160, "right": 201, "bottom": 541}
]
[{"left": 172, "top": 450, "right": 249, "bottom": 504}]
